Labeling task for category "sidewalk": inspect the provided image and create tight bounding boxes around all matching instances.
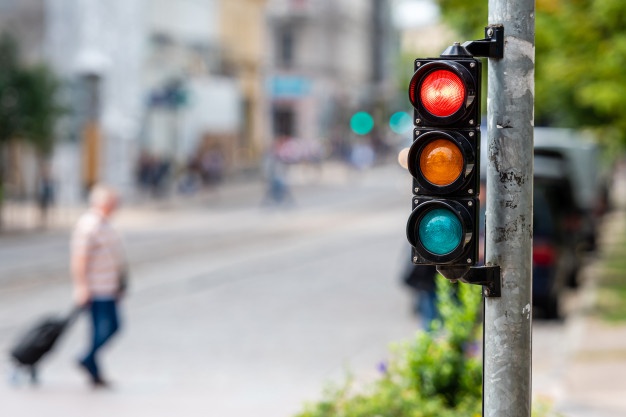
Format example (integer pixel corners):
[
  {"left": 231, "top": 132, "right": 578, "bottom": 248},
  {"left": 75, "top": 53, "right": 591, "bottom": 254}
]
[
  {"left": 559, "top": 316, "right": 626, "bottom": 416},
  {"left": 554, "top": 164, "right": 626, "bottom": 417},
  {"left": 0, "top": 160, "right": 359, "bottom": 237},
  {"left": 0, "top": 178, "right": 261, "bottom": 235}
]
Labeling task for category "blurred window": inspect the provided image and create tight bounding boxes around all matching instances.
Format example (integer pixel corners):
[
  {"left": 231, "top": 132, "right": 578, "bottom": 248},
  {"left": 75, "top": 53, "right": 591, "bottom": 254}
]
[
  {"left": 273, "top": 107, "right": 295, "bottom": 137},
  {"left": 277, "top": 27, "right": 295, "bottom": 68}
]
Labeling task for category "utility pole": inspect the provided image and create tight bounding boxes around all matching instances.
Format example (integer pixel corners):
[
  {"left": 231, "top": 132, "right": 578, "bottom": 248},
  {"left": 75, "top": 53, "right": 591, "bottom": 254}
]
[{"left": 484, "top": 0, "right": 535, "bottom": 416}]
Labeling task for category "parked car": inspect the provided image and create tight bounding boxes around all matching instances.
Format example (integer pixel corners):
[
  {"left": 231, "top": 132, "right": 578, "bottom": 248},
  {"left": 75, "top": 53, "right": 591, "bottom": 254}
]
[
  {"left": 480, "top": 127, "right": 605, "bottom": 318},
  {"left": 533, "top": 152, "right": 581, "bottom": 318},
  {"left": 534, "top": 128, "right": 607, "bottom": 256}
]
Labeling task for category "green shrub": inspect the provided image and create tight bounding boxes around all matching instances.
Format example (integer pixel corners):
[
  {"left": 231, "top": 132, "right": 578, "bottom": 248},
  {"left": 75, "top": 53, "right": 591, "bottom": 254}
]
[{"left": 296, "top": 276, "right": 483, "bottom": 417}]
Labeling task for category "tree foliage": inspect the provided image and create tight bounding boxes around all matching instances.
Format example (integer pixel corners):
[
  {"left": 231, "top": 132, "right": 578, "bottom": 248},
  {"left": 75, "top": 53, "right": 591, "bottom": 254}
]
[
  {"left": 17, "top": 64, "right": 64, "bottom": 157},
  {"left": 0, "top": 33, "right": 63, "bottom": 155},
  {"left": 434, "top": 0, "right": 626, "bottom": 144},
  {"left": 0, "top": 34, "right": 22, "bottom": 145},
  {"left": 0, "top": 33, "right": 63, "bottom": 222}
]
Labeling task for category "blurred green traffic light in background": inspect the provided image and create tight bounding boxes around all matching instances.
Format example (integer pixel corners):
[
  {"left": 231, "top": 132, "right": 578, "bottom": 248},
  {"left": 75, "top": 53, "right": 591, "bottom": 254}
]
[
  {"left": 350, "top": 111, "right": 374, "bottom": 135},
  {"left": 389, "top": 111, "right": 412, "bottom": 134}
]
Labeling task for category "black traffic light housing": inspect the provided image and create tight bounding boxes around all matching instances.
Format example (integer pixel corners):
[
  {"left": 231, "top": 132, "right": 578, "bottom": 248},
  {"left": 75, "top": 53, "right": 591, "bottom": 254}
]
[
  {"left": 404, "top": 27, "right": 503, "bottom": 294},
  {"left": 406, "top": 53, "right": 482, "bottom": 268}
]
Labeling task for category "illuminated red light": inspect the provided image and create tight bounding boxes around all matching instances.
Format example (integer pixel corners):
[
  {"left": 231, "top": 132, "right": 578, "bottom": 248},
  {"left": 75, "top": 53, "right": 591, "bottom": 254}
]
[{"left": 419, "top": 70, "right": 466, "bottom": 117}]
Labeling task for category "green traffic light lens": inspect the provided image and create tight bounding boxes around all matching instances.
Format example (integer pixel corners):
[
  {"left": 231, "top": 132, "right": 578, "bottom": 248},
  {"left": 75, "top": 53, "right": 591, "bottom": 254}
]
[{"left": 418, "top": 208, "right": 463, "bottom": 255}]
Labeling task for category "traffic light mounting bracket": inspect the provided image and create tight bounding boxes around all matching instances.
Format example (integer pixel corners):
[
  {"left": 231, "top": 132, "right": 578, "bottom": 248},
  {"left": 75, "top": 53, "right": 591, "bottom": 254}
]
[
  {"left": 437, "top": 265, "right": 502, "bottom": 298},
  {"left": 458, "top": 25, "right": 504, "bottom": 59}
]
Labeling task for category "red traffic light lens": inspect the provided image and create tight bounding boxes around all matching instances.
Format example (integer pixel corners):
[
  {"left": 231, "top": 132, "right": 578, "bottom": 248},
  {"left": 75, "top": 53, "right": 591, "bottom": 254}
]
[
  {"left": 420, "top": 70, "right": 465, "bottom": 118},
  {"left": 419, "top": 138, "right": 463, "bottom": 186}
]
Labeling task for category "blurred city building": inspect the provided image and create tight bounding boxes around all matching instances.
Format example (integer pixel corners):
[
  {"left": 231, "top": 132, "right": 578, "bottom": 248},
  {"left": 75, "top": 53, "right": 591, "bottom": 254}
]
[
  {"left": 45, "top": 0, "right": 144, "bottom": 202},
  {"left": 392, "top": 0, "right": 454, "bottom": 57},
  {"left": 1, "top": 0, "right": 400, "bottom": 211},
  {"left": 0, "top": 0, "right": 44, "bottom": 64},
  {"left": 219, "top": 0, "right": 270, "bottom": 171},
  {"left": 400, "top": 22, "right": 456, "bottom": 57},
  {"left": 45, "top": 0, "right": 248, "bottom": 202},
  {"left": 265, "top": 0, "right": 397, "bottom": 159}
]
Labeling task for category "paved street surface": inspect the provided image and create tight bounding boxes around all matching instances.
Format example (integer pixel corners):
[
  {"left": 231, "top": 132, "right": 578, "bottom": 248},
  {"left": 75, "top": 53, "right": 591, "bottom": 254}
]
[
  {"left": 0, "top": 162, "right": 625, "bottom": 417},
  {"left": 552, "top": 164, "right": 626, "bottom": 417},
  {"left": 0, "top": 164, "right": 418, "bottom": 417}
]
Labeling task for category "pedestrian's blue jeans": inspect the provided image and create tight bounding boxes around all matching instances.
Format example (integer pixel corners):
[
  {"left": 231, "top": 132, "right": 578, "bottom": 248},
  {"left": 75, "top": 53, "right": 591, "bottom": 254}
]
[
  {"left": 80, "top": 299, "right": 119, "bottom": 380},
  {"left": 416, "top": 289, "right": 439, "bottom": 331}
]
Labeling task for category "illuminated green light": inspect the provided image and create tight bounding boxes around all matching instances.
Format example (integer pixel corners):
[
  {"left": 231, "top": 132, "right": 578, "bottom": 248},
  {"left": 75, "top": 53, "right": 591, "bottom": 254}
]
[
  {"left": 418, "top": 208, "right": 462, "bottom": 255},
  {"left": 350, "top": 111, "right": 374, "bottom": 135}
]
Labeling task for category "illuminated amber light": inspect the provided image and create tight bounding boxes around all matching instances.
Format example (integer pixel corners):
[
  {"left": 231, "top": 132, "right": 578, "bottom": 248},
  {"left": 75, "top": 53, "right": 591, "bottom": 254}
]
[{"left": 419, "top": 139, "right": 463, "bottom": 186}]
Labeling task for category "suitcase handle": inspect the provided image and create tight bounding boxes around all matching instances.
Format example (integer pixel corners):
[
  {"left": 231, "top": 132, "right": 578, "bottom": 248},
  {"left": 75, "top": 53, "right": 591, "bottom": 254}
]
[{"left": 64, "top": 305, "right": 85, "bottom": 327}]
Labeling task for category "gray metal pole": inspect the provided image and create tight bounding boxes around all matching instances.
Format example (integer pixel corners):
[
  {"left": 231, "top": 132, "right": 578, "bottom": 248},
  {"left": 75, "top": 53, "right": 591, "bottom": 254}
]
[{"left": 484, "top": 0, "right": 535, "bottom": 416}]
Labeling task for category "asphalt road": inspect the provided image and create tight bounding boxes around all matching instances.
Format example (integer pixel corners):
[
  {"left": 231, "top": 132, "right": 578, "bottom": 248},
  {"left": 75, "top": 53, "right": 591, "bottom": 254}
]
[{"left": 0, "top": 163, "right": 585, "bottom": 417}]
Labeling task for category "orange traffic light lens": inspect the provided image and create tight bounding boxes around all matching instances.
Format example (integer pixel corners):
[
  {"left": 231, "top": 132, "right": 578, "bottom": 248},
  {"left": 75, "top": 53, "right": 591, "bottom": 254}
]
[
  {"left": 419, "top": 139, "right": 463, "bottom": 186},
  {"left": 420, "top": 70, "right": 465, "bottom": 117}
]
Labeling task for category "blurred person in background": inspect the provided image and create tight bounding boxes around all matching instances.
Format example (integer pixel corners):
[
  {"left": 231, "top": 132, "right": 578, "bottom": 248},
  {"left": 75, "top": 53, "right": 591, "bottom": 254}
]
[
  {"left": 71, "top": 184, "right": 127, "bottom": 388},
  {"left": 200, "top": 145, "right": 225, "bottom": 188},
  {"left": 37, "top": 165, "right": 55, "bottom": 229},
  {"left": 402, "top": 260, "right": 439, "bottom": 330},
  {"left": 262, "top": 136, "right": 294, "bottom": 205}
]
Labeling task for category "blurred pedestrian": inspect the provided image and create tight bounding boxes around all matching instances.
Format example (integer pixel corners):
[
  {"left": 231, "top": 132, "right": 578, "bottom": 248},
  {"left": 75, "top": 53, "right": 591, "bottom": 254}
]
[
  {"left": 349, "top": 141, "right": 375, "bottom": 170},
  {"left": 262, "top": 137, "right": 294, "bottom": 206},
  {"left": 71, "top": 184, "right": 126, "bottom": 388},
  {"left": 200, "top": 147, "right": 225, "bottom": 188},
  {"left": 401, "top": 256, "right": 439, "bottom": 331},
  {"left": 36, "top": 165, "right": 55, "bottom": 229}
]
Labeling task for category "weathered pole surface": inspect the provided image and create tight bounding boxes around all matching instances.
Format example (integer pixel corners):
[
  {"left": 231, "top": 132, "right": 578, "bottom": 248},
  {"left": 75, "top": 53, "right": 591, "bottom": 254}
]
[{"left": 484, "top": 0, "right": 535, "bottom": 416}]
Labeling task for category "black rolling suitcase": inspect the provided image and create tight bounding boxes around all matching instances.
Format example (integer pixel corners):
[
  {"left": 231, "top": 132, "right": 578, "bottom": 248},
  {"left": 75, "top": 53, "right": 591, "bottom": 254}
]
[{"left": 10, "top": 306, "right": 82, "bottom": 383}]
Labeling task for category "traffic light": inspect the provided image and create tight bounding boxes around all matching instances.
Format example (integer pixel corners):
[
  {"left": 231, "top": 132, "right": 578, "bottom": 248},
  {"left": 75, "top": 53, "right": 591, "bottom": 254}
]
[{"left": 406, "top": 54, "right": 481, "bottom": 268}]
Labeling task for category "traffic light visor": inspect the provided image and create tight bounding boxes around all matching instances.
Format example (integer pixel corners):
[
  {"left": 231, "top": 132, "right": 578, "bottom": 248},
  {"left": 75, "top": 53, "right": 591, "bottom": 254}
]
[
  {"left": 420, "top": 70, "right": 465, "bottom": 117},
  {"left": 418, "top": 207, "right": 463, "bottom": 255},
  {"left": 419, "top": 138, "right": 463, "bottom": 186}
]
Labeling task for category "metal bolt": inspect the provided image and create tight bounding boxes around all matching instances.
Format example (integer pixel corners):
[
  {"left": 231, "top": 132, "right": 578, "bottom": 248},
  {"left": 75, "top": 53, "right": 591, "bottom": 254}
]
[
  {"left": 469, "top": 119, "right": 475, "bottom": 125},
  {"left": 414, "top": 199, "right": 419, "bottom": 204},
  {"left": 487, "top": 28, "right": 494, "bottom": 37},
  {"left": 469, "top": 131, "right": 475, "bottom": 137},
  {"left": 415, "top": 118, "right": 421, "bottom": 125},
  {"left": 468, "top": 189, "right": 474, "bottom": 194},
  {"left": 416, "top": 62, "right": 422, "bottom": 67},
  {"left": 413, "top": 256, "right": 418, "bottom": 262},
  {"left": 484, "top": 288, "right": 491, "bottom": 296},
  {"left": 468, "top": 201, "right": 473, "bottom": 207},
  {"left": 470, "top": 62, "right": 476, "bottom": 68},
  {"left": 414, "top": 187, "right": 419, "bottom": 193},
  {"left": 467, "top": 258, "right": 472, "bottom": 264},
  {"left": 415, "top": 130, "right": 420, "bottom": 136}
]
